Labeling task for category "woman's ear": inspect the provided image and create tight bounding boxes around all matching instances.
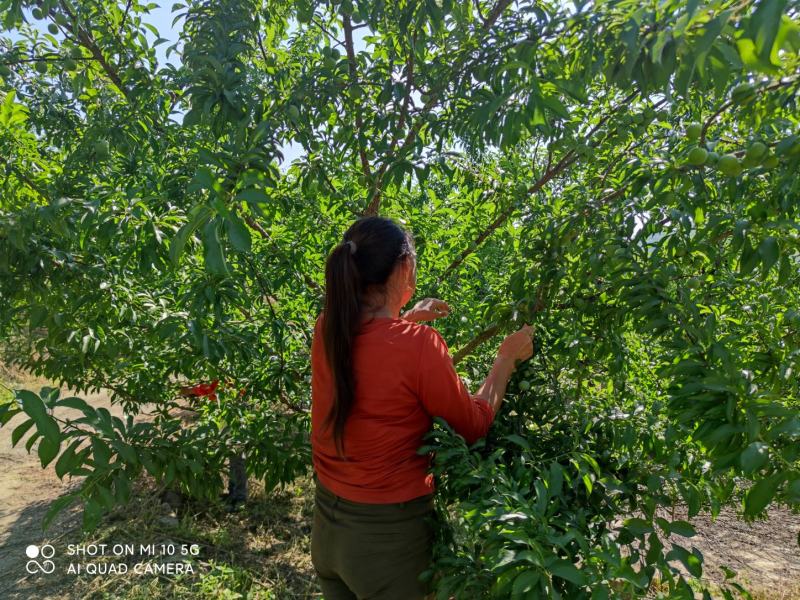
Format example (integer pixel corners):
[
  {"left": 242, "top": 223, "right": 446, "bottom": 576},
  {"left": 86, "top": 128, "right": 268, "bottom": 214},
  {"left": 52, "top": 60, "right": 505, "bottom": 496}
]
[{"left": 406, "top": 255, "right": 416, "bottom": 286}]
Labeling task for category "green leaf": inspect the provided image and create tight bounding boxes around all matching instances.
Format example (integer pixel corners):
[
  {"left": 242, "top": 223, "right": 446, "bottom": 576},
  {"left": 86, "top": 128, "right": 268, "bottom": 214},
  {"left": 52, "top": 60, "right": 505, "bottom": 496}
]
[
  {"left": 55, "top": 438, "right": 84, "bottom": 479},
  {"left": 96, "top": 484, "right": 115, "bottom": 509},
  {"left": 110, "top": 439, "right": 139, "bottom": 466},
  {"left": 582, "top": 473, "right": 593, "bottom": 494},
  {"left": 786, "top": 479, "right": 800, "bottom": 504},
  {"left": 740, "top": 441, "right": 769, "bottom": 474},
  {"left": 504, "top": 433, "right": 530, "bottom": 449},
  {"left": 512, "top": 570, "right": 540, "bottom": 595},
  {"left": 0, "top": 402, "right": 20, "bottom": 426},
  {"left": 38, "top": 436, "right": 61, "bottom": 467},
  {"left": 202, "top": 219, "right": 230, "bottom": 277},
  {"left": 744, "top": 473, "right": 784, "bottom": 516},
  {"left": 549, "top": 559, "right": 585, "bottom": 585},
  {"left": 666, "top": 544, "right": 703, "bottom": 577},
  {"left": 234, "top": 188, "right": 268, "bottom": 205},
  {"left": 55, "top": 396, "right": 95, "bottom": 414},
  {"left": 749, "top": 0, "right": 788, "bottom": 64},
  {"left": 11, "top": 418, "right": 35, "bottom": 447},
  {"left": 224, "top": 214, "right": 252, "bottom": 253},
  {"left": 623, "top": 517, "right": 654, "bottom": 536},
  {"left": 757, "top": 236, "right": 779, "bottom": 276},
  {"left": 91, "top": 437, "right": 112, "bottom": 467},
  {"left": 29, "top": 305, "right": 48, "bottom": 329},
  {"left": 82, "top": 498, "right": 105, "bottom": 531},
  {"left": 26, "top": 431, "right": 40, "bottom": 452},
  {"left": 170, "top": 204, "right": 215, "bottom": 267},
  {"left": 189, "top": 166, "right": 217, "bottom": 193},
  {"left": 738, "top": 236, "right": 760, "bottom": 276},
  {"left": 667, "top": 520, "right": 697, "bottom": 538},
  {"left": 18, "top": 389, "right": 61, "bottom": 445},
  {"left": 114, "top": 472, "right": 131, "bottom": 503}
]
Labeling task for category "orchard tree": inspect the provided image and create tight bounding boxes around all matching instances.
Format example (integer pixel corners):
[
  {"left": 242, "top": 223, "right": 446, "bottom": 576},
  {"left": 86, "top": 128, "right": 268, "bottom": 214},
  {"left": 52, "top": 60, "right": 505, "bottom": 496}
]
[{"left": 1, "top": 0, "right": 799, "bottom": 597}]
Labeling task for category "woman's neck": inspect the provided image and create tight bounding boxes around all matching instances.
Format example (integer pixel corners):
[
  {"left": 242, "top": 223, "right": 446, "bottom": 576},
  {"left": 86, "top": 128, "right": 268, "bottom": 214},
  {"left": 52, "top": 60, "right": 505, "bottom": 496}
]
[{"left": 360, "top": 306, "right": 398, "bottom": 321}]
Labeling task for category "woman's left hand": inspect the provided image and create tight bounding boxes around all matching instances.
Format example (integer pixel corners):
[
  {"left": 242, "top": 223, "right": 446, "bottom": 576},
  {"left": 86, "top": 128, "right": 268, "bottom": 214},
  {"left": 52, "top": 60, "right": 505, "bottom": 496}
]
[{"left": 402, "top": 298, "right": 450, "bottom": 322}]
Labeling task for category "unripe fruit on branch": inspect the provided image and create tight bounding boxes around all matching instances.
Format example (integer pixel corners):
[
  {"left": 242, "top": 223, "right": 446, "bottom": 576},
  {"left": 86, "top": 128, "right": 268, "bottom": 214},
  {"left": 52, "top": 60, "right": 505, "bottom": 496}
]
[
  {"left": 745, "top": 141, "right": 767, "bottom": 161},
  {"left": 742, "top": 153, "right": 761, "bottom": 168},
  {"left": 685, "top": 122, "right": 702, "bottom": 141},
  {"left": 687, "top": 147, "right": 708, "bottom": 166},
  {"left": 47, "top": 23, "right": 59, "bottom": 34},
  {"left": 717, "top": 154, "right": 742, "bottom": 177},
  {"left": 705, "top": 151, "right": 719, "bottom": 165},
  {"left": 762, "top": 154, "right": 779, "bottom": 168},
  {"left": 35, "top": 60, "right": 48, "bottom": 74}
]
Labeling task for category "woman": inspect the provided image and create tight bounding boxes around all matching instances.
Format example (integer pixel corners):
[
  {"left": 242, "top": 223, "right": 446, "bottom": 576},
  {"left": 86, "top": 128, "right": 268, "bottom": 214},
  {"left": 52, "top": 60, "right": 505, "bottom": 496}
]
[{"left": 310, "top": 216, "right": 534, "bottom": 600}]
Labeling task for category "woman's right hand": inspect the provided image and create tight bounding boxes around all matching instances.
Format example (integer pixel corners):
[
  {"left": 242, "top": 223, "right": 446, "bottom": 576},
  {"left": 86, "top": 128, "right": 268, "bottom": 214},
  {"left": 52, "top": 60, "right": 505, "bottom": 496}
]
[{"left": 497, "top": 324, "right": 535, "bottom": 365}]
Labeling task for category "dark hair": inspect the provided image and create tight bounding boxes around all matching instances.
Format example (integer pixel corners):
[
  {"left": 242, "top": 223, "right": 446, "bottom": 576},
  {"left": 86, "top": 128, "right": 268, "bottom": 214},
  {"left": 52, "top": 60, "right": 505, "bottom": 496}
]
[{"left": 321, "top": 216, "right": 416, "bottom": 459}]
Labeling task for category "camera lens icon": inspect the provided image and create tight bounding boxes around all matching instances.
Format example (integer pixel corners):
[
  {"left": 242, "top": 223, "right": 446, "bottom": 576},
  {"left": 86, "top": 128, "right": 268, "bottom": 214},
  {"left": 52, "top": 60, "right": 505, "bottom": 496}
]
[{"left": 25, "top": 544, "right": 56, "bottom": 574}]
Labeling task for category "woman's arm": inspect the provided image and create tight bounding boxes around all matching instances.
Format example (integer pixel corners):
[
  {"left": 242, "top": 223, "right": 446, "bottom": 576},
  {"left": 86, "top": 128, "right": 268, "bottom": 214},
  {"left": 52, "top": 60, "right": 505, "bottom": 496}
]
[
  {"left": 473, "top": 324, "right": 535, "bottom": 415},
  {"left": 472, "top": 355, "right": 517, "bottom": 416},
  {"left": 415, "top": 323, "right": 534, "bottom": 444}
]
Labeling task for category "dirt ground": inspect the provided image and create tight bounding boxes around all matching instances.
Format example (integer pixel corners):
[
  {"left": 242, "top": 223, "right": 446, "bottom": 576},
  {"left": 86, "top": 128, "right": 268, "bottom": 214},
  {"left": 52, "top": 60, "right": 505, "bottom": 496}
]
[
  {"left": 0, "top": 369, "right": 798, "bottom": 598},
  {"left": 0, "top": 369, "right": 132, "bottom": 598},
  {"left": 657, "top": 505, "right": 800, "bottom": 597}
]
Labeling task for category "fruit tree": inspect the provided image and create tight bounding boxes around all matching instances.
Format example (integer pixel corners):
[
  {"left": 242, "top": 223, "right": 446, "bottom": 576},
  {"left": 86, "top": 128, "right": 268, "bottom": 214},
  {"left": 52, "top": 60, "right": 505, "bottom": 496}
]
[{"left": 1, "top": 0, "right": 799, "bottom": 597}]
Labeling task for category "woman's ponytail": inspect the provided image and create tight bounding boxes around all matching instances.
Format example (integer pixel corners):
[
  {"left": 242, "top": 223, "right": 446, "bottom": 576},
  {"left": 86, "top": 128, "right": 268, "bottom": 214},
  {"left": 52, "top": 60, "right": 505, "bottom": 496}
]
[
  {"left": 320, "top": 216, "right": 415, "bottom": 459},
  {"left": 321, "top": 240, "right": 361, "bottom": 458}
]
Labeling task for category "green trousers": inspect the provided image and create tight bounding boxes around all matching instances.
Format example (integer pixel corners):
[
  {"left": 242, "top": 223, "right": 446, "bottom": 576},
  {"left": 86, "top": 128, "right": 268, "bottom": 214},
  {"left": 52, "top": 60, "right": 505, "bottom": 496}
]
[{"left": 310, "top": 473, "right": 436, "bottom": 600}]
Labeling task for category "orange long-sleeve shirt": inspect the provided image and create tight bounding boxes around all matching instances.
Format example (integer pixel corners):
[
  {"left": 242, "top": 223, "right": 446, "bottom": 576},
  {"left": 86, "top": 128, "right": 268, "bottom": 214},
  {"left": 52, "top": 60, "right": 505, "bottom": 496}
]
[{"left": 310, "top": 311, "right": 495, "bottom": 503}]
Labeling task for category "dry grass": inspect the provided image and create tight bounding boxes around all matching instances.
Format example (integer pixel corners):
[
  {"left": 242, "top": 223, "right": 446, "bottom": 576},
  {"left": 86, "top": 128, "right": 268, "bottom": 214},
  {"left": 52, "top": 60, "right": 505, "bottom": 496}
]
[{"left": 36, "top": 473, "right": 322, "bottom": 599}]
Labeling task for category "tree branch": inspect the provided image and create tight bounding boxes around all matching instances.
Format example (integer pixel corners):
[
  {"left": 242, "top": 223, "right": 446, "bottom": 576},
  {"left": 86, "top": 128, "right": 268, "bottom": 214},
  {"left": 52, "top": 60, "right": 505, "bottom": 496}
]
[
  {"left": 485, "top": 0, "right": 514, "bottom": 28},
  {"left": 242, "top": 215, "right": 323, "bottom": 296},
  {"left": 118, "top": 0, "right": 132, "bottom": 38},
  {"left": 54, "top": 0, "right": 131, "bottom": 101},
  {"left": 363, "top": 1, "right": 514, "bottom": 216},
  {"left": 473, "top": 0, "right": 488, "bottom": 26},
  {"left": 362, "top": 36, "right": 415, "bottom": 216},
  {"left": 452, "top": 323, "right": 500, "bottom": 365},
  {"left": 437, "top": 151, "right": 577, "bottom": 282},
  {"left": 436, "top": 91, "right": 639, "bottom": 282},
  {"left": 342, "top": 14, "right": 372, "bottom": 182}
]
